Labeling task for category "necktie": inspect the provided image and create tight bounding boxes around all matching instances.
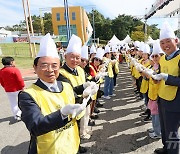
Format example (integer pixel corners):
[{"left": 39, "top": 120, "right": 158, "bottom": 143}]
[
  {"left": 50, "top": 86, "right": 57, "bottom": 92},
  {"left": 73, "top": 69, "right": 77, "bottom": 75}
]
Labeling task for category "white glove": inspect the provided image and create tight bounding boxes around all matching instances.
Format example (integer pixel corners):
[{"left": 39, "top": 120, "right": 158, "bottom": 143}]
[
  {"left": 83, "top": 82, "right": 99, "bottom": 97},
  {"left": 95, "top": 73, "right": 102, "bottom": 80},
  {"left": 90, "top": 84, "right": 99, "bottom": 95},
  {"left": 83, "top": 86, "right": 92, "bottom": 98},
  {"left": 95, "top": 72, "right": 108, "bottom": 80},
  {"left": 83, "top": 81, "right": 91, "bottom": 89},
  {"left": 144, "top": 68, "right": 155, "bottom": 77},
  {"left": 61, "top": 104, "right": 84, "bottom": 118},
  {"left": 151, "top": 73, "right": 168, "bottom": 81}
]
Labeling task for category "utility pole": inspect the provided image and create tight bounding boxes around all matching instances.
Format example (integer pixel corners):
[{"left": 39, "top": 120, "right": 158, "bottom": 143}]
[
  {"left": 64, "top": 0, "right": 71, "bottom": 42},
  {"left": 92, "top": 8, "right": 96, "bottom": 44},
  {"left": 22, "top": 0, "right": 33, "bottom": 57},
  {"left": 144, "top": 8, "right": 148, "bottom": 43},
  {"left": 26, "top": 0, "right": 37, "bottom": 56}
]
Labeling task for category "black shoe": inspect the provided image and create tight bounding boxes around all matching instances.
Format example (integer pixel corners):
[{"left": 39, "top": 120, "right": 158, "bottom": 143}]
[
  {"left": 139, "top": 112, "right": 148, "bottom": 117},
  {"left": 94, "top": 107, "right": 100, "bottom": 113},
  {"left": 143, "top": 116, "right": 152, "bottom": 122},
  {"left": 154, "top": 147, "right": 167, "bottom": 154},
  {"left": 96, "top": 103, "right": 103, "bottom": 107},
  {"left": 90, "top": 114, "right": 99, "bottom": 119},
  {"left": 88, "top": 120, "right": 95, "bottom": 126},
  {"left": 79, "top": 146, "right": 87, "bottom": 153}
]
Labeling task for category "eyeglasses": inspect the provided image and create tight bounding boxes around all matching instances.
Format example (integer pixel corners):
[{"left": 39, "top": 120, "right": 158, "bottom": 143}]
[
  {"left": 151, "top": 55, "right": 159, "bottom": 58},
  {"left": 81, "top": 59, "right": 88, "bottom": 63},
  {"left": 94, "top": 58, "right": 101, "bottom": 62},
  {"left": 38, "top": 63, "right": 59, "bottom": 70}
]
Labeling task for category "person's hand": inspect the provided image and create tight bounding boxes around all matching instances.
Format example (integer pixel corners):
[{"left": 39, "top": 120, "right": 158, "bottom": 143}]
[
  {"left": 95, "top": 72, "right": 108, "bottom": 80},
  {"left": 144, "top": 68, "right": 155, "bottom": 77},
  {"left": 151, "top": 73, "right": 168, "bottom": 81},
  {"left": 90, "top": 84, "right": 99, "bottom": 95},
  {"left": 83, "top": 82, "right": 99, "bottom": 98},
  {"left": 95, "top": 73, "right": 102, "bottom": 80},
  {"left": 61, "top": 104, "right": 84, "bottom": 118},
  {"left": 83, "top": 86, "right": 92, "bottom": 98},
  {"left": 83, "top": 81, "right": 91, "bottom": 89}
]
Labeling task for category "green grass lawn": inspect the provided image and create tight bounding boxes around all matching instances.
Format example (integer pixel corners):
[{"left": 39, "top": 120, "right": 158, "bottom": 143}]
[
  {"left": 0, "top": 43, "right": 38, "bottom": 69},
  {"left": 0, "top": 43, "right": 40, "bottom": 57},
  {"left": 0, "top": 57, "right": 34, "bottom": 69}
]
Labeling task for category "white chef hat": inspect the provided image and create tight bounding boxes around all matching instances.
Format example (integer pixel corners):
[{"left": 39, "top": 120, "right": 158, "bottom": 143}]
[
  {"left": 111, "top": 45, "right": 118, "bottom": 52},
  {"left": 160, "top": 22, "right": 176, "bottom": 41},
  {"left": 143, "top": 44, "right": 151, "bottom": 54},
  {"left": 139, "top": 42, "right": 144, "bottom": 52},
  {"left": 90, "top": 44, "right": 97, "bottom": 54},
  {"left": 95, "top": 48, "right": 104, "bottom": 60},
  {"left": 151, "top": 40, "right": 163, "bottom": 56},
  {"left": 66, "top": 34, "right": 82, "bottom": 55},
  {"left": 81, "top": 44, "right": 89, "bottom": 60},
  {"left": 104, "top": 45, "right": 110, "bottom": 54},
  {"left": 36, "top": 33, "right": 59, "bottom": 58}
]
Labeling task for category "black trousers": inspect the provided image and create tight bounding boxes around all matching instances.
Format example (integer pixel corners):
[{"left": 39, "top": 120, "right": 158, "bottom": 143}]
[{"left": 158, "top": 99, "right": 180, "bottom": 154}]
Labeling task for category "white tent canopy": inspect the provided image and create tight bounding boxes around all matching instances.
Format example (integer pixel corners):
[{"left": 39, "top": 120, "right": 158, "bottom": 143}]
[
  {"left": 147, "top": 36, "right": 155, "bottom": 45},
  {"left": 123, "top": 35, "right": 132, "bottom": 43},
  {"left": 108, "top": 35, "right": 123, "bottom": 45},
  {"left": 0, "top": 28, "right": 12, "bottom": 37}
]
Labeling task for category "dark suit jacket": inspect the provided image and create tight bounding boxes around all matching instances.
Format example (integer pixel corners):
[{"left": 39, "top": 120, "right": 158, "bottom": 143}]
[
  {"left": 57, "top": 63, "right": 92, "bottom": 105},
  {"left": 159, "top": 49, "right": 180, "bottom": 112},
  {"left": 18, "top": 79, "right": 69, "bottom": 154}
]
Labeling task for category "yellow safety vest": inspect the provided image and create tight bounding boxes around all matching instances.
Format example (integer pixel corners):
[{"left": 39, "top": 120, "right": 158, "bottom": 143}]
[
  {"left": 134, "top": 59, "right": 143, "bottom": 79},
  {"left": 148, "top": 78, "right": 159, "bottom": 100},
  {"left": 103, "top": 57, "right": 114, "bottom": 78},
  {"left": 59, "top": 66, "right": 86, "bottom": 87},
  {"left": 60, "top": 66, "right": 86, "bottom": 118},
  {"left": 140, "top": 60, "right": 151, "bottom": 94},
  {"left": 158, "top": 54, "right": 180, "bottom": 101},
  {"left": 114, "top": 60, "right": 119, "bottom": 74},
  {"left": 24, "top": 82, "right": 79, "bottom": 154}
]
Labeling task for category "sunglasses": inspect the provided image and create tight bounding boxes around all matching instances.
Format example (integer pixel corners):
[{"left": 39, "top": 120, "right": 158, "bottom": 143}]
[
  {"left": 94, "top": 58, "right": 101, "bottom": 62},
  {"left": 151, "top": 55, "right": 159, "bottom": 58}
]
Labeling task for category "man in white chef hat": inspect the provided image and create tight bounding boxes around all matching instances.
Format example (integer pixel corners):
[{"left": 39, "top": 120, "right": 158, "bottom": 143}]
[
  {"left": 58, "top": 34, "right": 98, "bottom": 153},
  {"left": 152, "top": 22, "right": 180, "bottom": 154},
  {"left": 18, "top": 33, "right": 88, "bottom": 154}
]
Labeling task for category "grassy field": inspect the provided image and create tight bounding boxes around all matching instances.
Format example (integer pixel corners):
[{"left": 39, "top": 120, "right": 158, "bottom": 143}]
[
  {"left": 0, "top": 43, "right": 39, "bottom": 57},
  {"left": 0, "top": 43, "right": 38, "bottom": 69}
]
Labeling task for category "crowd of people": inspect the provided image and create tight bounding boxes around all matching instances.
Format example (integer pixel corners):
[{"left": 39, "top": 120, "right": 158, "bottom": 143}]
[
  {"left": 125, "top": 22, "right": 180, "bottom": 154},
  {"left": 0, "top": 21, "right": 180, "bottom": 154}
]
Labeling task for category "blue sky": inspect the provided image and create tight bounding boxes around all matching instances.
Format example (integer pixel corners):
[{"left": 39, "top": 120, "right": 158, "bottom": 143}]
[{"left": 0, "top": 0, "right": 178, "bottom": 30}]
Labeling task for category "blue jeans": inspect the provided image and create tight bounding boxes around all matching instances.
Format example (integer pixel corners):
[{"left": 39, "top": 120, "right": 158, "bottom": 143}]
[
  {"left": 103, "top": 76, "right": 114, "bottom": 96},
  {"left": 152, "top": 114, "right": 161, "bottom": 136},
  {"left": 143, "top": 92, "right": 149, "bottom": 106}
]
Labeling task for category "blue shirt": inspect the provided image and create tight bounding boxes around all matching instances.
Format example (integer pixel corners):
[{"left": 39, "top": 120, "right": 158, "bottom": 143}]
[{"left": 166, "top": 50, "right": 178, "bottom": 60}]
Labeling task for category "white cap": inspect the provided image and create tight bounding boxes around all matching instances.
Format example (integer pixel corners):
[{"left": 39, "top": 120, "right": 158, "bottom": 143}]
[
  {"left": 37, "top": 33, "right": 59, "bottom": 58},
  {"left": 151, "top": 40, "right": 163, "bottom": 56},
  {"left": 143, "top": 44, "right": 150, "bottom": 54},
  {"left": 160, "top": 22, "right": 176, "bottom": 41},
  {"left": 81, "top": 44, "right": 88, "bottom": 60},
  {"left": 134, "top": 41, "right": 140, "bottom": 48},
  {"left": 95, "top": 48, "right": 104, "bottom": 60},
  {"left": 104, "top": 45, "right": 110, "bottom": 54},
  {"left": 139, "top": 42, "right": 144, "bottom": 51},
  {"left": 111, "top": 45, "right": 118, "bottom": 52},
  {"left": 90, "top": 44, "right": 96, "bottom": 54},
  {"left": 66, "top": 34, "right": 82, "bottom": 55}
]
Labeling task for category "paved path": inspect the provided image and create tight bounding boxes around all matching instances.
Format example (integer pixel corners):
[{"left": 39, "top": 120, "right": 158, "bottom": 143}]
[{"left": 0, "top": 63, "right": 162, "bottom": 154}]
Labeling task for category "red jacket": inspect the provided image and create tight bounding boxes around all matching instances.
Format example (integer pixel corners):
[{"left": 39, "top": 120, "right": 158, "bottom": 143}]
[{"left": 0, "top": 66, "right": 25, "bottom": 92}]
